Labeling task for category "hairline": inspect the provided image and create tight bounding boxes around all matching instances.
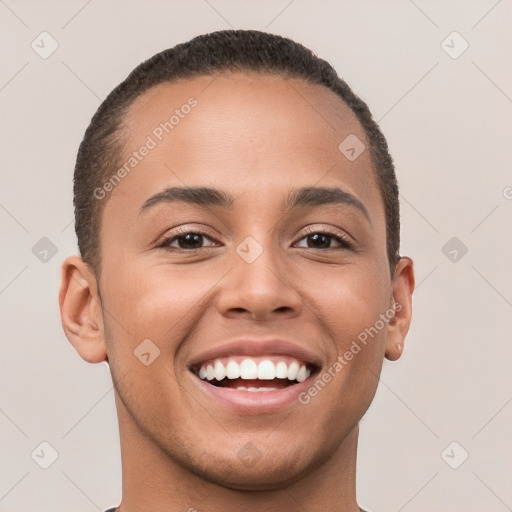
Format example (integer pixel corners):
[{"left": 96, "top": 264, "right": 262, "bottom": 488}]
[{"left": 90, "top": 71, "right": 397, "bottom": 279}]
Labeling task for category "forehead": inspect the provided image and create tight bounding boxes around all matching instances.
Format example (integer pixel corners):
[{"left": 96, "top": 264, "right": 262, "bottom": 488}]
[
  {"left": 124, "top": 72, "right": 366, "bottom": 160},
  {"left": 107, "top": 71, "right": 382, "bottom": 220}
]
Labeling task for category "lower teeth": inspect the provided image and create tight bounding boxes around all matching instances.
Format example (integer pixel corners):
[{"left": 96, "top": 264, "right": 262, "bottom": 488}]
[{"left": 237, "top": 387, "right": 279, "bottom": 392}]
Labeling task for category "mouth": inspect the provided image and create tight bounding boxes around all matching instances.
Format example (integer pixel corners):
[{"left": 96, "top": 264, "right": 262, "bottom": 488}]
[
  {"left": 191, "top": 356, "right": 318, "bottom": 392},
  {"left": 187, "top": 339, "right": 322, "bottom": 413}
]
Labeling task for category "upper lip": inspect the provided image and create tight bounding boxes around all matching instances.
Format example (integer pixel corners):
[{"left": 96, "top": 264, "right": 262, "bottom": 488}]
[{"left": 188, "top": 337, "right": 323, "bottom": 369}]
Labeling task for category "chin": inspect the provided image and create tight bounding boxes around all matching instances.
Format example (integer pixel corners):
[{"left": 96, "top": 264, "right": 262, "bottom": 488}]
[{"left": 177, "top": 440, "right": 323, "bottom": 491}]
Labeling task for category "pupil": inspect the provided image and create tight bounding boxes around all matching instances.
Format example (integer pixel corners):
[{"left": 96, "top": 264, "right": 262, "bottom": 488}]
[
  {"left": 179, "top": 233, "right": 202, "bottom": 249},
  {"left": 308, "top": 233, "right": 330, "bottom": 248}
]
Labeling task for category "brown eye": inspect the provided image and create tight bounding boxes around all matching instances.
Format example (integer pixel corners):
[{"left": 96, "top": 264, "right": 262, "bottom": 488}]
[
  {"left": 295, "top": 230, "right": 352, "bottom": 250},
  {"left": 305, "top": 233, "right": 331, "bottom": 249},
  {"left": 160, "top": 230, "right": 219, "bottom": 251},
  {"left": 175, "top": 233, "right": 204, "bottom": 249}
]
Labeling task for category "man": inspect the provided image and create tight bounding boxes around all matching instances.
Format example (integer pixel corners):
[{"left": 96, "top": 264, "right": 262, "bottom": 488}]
[{"left": 59, "top": 29, "right": 414, "bottom": 512}]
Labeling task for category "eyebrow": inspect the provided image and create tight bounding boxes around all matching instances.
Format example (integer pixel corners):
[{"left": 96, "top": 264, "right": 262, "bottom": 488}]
[
  {"left": 283, "top": 186, "right": 370, "bottom": 223},
  {"left": 140, "top": 187, "right": 234, "bottom": 213},
  {"left": 139, "top": 185, "right": 370, "bottom": 223}
]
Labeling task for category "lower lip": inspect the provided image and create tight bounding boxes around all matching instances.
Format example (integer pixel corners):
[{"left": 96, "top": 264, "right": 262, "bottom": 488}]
[{"left": 191, "top": 373, "right": 315, "bottom": 414}]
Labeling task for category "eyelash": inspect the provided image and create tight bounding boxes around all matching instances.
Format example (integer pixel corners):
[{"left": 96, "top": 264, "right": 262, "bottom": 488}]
[{"left": 157, "top": 226, "right": 353, "bottom": 252}]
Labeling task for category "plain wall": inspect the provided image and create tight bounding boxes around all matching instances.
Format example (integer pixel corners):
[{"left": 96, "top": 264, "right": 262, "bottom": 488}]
[{"left": 1, "top": 1, "right": 511, "bottom": 511}]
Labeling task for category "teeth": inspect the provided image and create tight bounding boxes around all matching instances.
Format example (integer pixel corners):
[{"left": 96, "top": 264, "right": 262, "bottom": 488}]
[
  {"left": 296, "top": 365, "right": 308, "bottom": 382},
  {"left": 214, "top": 360, "right": 225, "bottom": 381},
  {"left": 226, "top": 360, "right": 240, "bottom": 379},
  {"left": 246, "top": 387, "right": 279, "bottom": 392},
  {"left": 236, "top": 386, "right": 281, "bottom": 392},
  {"left": 275, "top": 361, "right": 288, "bottom": 379},
  {"left": 240, "top": 359, "right": 258, "bottom": 379},
  {"left": 287, "top": 361, "right": 299, "bottom": 380},
  {"left": 197, "top": 357, "right": 312, "bottom": 384},
  {"left": 257, "top": 360, "right": 276, "bottom": 380}
]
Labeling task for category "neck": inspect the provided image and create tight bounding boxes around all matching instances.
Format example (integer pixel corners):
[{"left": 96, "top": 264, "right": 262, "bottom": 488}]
[{"left": 113, "top": 390, "right": 361, "bottom": 512}]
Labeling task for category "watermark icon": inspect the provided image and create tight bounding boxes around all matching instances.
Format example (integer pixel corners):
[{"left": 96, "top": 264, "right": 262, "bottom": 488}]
[
  {"left": 237, "top": 442, "right": 262, "bottom": 467},
  {"left": 298, "top": 302, "right": 401, "bottom": 405},
  {"left": 31, "top": 441, "right": 59, "bottom": 469},
  {"left": 441, "top": 31, "right": 469, "bottom": 60},
  {"left": 31, "top": 31, "right": 59, "bottom": 59},
  {"left": 441, "top": 441, "right": 469, "bottom": 469},
  {"left": 32, "top": 237, "right": 58, "bottom": 263},
  {"left": 503, "top": 186, "right": 512, "bottom": 200},
  {"left": 236, "top": 236, "right": 264, "bottom": 263},
  {"left": 441, "top": 236, "right": 468, "bottom": 263},
  {"left": 93, "top": 97, "right": 198, "bottom": 200},
  {"left": 338, "top": 134, "right": 366, "bottom": 161},
  {"left": 134, "top": 338, "right": 161, "bottom": 366}
]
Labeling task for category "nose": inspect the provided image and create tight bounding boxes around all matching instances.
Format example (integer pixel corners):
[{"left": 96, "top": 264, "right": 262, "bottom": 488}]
[{"left": 216, "top": 241, "right": 303, "bottom": 322}]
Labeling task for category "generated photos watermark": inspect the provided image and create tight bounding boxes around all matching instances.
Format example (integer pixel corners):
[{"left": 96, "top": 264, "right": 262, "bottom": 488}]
[
  {"left": 93, "top": 97, "right": 198, "bottom": 200},
  {"left": 298, "top": 301, "right": 402, "bottom": 405}
]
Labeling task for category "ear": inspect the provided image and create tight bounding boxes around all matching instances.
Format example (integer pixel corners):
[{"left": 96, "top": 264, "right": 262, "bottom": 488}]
[
  {"left": 385, "top": 256, "right": 415, "bottom": 361},
  {"left": 59, "top": 255, "right": 107, "bottom": 363}
]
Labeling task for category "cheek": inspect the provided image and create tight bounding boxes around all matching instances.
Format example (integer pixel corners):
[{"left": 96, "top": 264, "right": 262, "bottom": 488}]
[
  {"left": 100, "top": 266, "right": 201, "bottom": 418},
  {"left": 302, "top": 264, "right": 390, "bottom": 414},
  {"left": 309, "top": 263, "right": 390, "bottom": 350},
  {"left": 100, "top": 262, "right": 230, "bottom": 367},
  {"left": 103, "top": 267, "right": 202, "bottom": 337},
  {"left": 299, "top": 286, "right": 389, "bottom": 449}
]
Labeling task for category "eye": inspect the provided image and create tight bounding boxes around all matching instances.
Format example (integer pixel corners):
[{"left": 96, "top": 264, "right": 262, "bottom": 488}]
[
  {"left": 294, "top": 228, "right": 352, "bottom": 250},
  {"left": 158, "top": 228, "right": 220, "bottom": 251},
  {"left": 157, "top": 227, "right": 352, "bottom": 252}
]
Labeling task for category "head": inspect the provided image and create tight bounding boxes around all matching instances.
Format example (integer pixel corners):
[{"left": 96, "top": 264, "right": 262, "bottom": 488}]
[{"left": 60, "top": 29, "right": 414, "bottom": 490}]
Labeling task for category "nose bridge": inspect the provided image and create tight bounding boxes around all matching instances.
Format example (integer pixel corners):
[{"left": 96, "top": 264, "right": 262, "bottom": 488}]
[{"left": 217, "top": 233, "right": 303, "bottom": 320}]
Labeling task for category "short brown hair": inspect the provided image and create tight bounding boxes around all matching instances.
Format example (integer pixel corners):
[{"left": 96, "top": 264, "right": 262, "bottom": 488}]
[{"left": 73, "top": 29, "right": 400, "bottom": 275}]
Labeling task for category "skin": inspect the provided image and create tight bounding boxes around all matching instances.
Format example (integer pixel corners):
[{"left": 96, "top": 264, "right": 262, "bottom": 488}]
[{"left": 59, "top": 72, "right": 414, "bottom": 512}]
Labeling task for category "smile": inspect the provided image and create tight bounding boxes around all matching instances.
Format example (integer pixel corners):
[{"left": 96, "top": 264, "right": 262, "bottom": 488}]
[
  {"left": 192, "top": 356, "right": 314, "bottom": 392},
  {"left": 187, "top": 339, "right": 322, "bottom": 413}
]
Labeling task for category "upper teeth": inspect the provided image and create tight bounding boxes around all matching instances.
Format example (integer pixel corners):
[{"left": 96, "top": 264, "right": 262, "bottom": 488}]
[{"left": 197, "top": 358, "right": 311, "bottom": 382}]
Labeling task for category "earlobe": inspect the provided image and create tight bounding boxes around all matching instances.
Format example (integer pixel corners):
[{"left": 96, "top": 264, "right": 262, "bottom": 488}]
[
  {"left": 59, "top": 256, "right": 107, "bottom": 364},
  {"left": 385, "top": 257, "right": 415, "bottom": 361}
]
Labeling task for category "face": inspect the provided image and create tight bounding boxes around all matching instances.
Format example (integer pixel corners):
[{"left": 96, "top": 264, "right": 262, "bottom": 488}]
[{"left": 65, "top": 72, "right": 413, "bottom": 490}]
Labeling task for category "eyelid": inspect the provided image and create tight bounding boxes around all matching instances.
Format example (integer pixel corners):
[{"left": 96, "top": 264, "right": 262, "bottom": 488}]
[
  {"left": 156, "top": 224, "right": 354, "bottom": 252},
  {"left": 156, "top": 225, "right": 222, "bottom": 249},
  {"left": 295, "top": 225, "right": 354, "bottom": 248}
]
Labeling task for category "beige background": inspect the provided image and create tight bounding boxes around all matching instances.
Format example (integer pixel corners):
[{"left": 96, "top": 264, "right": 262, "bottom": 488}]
[{"left": 1, "top": 1, "right": 511, "bottom": 511}]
